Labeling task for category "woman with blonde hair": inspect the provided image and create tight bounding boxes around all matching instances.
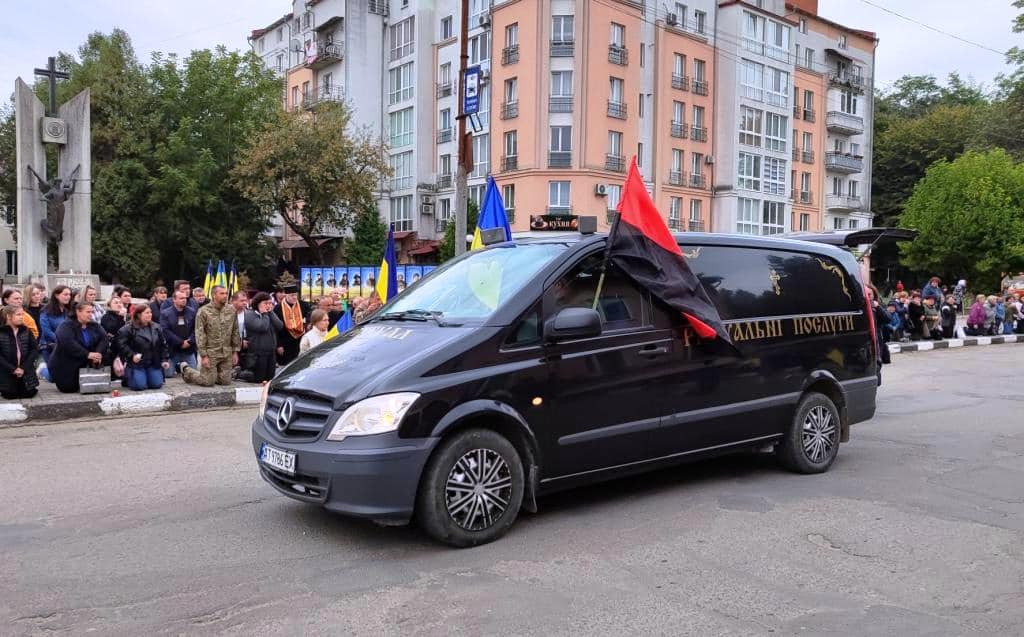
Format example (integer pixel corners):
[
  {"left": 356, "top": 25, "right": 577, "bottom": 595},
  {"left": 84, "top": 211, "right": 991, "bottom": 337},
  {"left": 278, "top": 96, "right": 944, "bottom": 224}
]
[{"left": 300, "top": 309, "right": 330, "bottom": 353}]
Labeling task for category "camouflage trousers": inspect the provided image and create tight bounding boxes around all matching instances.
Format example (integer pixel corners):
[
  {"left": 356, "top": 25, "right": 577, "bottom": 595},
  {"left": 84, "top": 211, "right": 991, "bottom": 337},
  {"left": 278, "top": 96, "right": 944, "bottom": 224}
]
[{"left": 181, "top": 356, "right": 233, "bottom": 387}]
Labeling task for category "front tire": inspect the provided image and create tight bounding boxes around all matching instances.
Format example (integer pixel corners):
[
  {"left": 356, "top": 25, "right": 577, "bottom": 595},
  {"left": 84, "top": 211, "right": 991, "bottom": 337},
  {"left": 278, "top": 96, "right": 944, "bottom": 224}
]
[
  {"left": 777, "top": 393, "right": 841, "bottom": 474},
  {"left": 417, "top": 429, "right": 524, "bottom": 547}
]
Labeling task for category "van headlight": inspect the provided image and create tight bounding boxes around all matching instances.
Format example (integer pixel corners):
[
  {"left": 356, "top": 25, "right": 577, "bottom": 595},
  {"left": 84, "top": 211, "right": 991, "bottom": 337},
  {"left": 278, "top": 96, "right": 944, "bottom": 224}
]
[
  {"left": 259, "top": 383, "right": 270, "bottom": 418},
  {"left": 326, "top": 392, "right": 420, "bottom": 441}
]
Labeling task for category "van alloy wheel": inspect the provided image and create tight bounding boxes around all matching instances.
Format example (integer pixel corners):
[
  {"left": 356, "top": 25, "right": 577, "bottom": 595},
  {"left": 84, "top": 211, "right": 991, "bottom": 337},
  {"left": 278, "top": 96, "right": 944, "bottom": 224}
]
[
  {"left": 802, "top": 405, "right": 837, "bottom": 463},
  {"left": 445, "top": 448, "right": 513, "bottom": 531}
]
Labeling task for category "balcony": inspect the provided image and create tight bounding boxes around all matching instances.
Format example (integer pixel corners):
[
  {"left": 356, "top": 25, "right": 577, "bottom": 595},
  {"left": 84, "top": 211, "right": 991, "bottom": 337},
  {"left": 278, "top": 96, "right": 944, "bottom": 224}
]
[
  {"left": 825, "top": 152, "right": 863, "bottom": 174},
  {"left": 437, "top": 128, "right": 453, "bottom": 144},
  {"left": 688, "top": 220, "right": 705, "bottom": 232},
  {"left": 551, "top": 40, "right": 575, "bottom": 57},
  {"left": 549, "top": 96, "right": 573, "bottom": 113},
  {"left": 692, "top": 79, "right": 709, "bottom": 96},
  {"left": 668, "top": 170, "right": 685, "bottom": 186},
  {"left": 605, "top": 154, "right": 626, "bottom": 172},
  {"left": 390, "top": 176, "right": 414, "bottom": 191},
  {"left": 688, "top": 173, "right": 707, "bottom": 189},
  {"left": 826, "top": 111, "right": 865, "bottom": 135},
  {"left": 803, "top": 108, "right": 816, "bottom": 123},
  {"left": 436, "top": 174, "right": 453, "bottom": 189},
  {"left": 793, "top": 105, "right": 801, "bottom": 120},
  {"left": 828, "top": 72, "right": 866, "bottom": 92},
  {"left": 506, "top": 208, "right": 516, "bottom": 223},
  {"left": 668, "top": 218, "right": 682, "bottom": 231},
  {"left": 307, "top": 42, "right": 344, "bottom": 70},
  {"left": 436, "top": 81, "right": 453, "bottom": 98},
  {"left": 672, "top": 74, "right": 689, "bottom": 91},
  {"left": 548, "top": 151, "right": 572, "bottom": 168},
  {"left": 801, "top": 149, "right": 815, "bottom": 164},
  {"left": 670, "top": 121, "right": 687, "bottom": 138},
  {"left": 435, "top": 217, "right": 450, "bottom": 234},
  {"left": 502, "top": 45, "right": 519, "bottom": 65},
  {"left": 608, "top": 44, "right": 628, "bottom": 65},
  {"left": 500, "top": 101, "right": 519, "bottom": 119},
  {"left": 303, "top": 85, "right": 345, "bottom": 109},
  {"left": 792, "top": 190, "right": 814, "bottom": 205},
  {"left": 691, "top": 126, "right": 708, "bottom": 142},
  {"left": 547, "top": 205, "right": 572, "bottom": 215},
  {"left": 607, "top": 100, "right": 627, "bottom": 119},
  {"left": 826, "top": 194, "right": 862, "bottom": 211},
  {"left": 501, "top": 155, "right": 519, "bottom": 172}
]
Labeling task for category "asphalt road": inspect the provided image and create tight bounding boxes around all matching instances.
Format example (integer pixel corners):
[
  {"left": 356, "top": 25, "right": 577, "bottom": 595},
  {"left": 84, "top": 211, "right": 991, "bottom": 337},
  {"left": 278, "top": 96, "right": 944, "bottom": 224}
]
[{"left": 2, "top": 347, "right": 1023, "bottom": 636}]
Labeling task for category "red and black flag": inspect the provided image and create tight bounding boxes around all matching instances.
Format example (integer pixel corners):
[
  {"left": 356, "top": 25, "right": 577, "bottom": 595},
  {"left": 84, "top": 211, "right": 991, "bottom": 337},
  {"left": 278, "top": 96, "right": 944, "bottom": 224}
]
[{"left": 605, "top": 157, "right": 732, "bottom": 343}]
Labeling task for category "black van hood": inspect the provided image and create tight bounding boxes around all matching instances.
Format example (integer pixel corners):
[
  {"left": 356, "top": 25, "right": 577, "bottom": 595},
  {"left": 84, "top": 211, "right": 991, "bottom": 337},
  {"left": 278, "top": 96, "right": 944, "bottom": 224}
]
[{"left": 270, "top": 321, "right": 474, "bottom": 407}]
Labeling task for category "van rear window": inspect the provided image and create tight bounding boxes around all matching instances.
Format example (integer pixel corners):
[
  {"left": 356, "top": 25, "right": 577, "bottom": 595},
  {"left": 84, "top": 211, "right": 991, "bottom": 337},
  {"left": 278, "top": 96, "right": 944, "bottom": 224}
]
[{"left": 684, "top": 245, "right": 859, "bottom": 320}]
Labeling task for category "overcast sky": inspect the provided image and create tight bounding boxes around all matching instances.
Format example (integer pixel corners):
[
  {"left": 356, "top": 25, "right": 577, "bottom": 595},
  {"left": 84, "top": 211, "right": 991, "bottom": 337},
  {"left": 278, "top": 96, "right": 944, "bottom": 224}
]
[{"left": 1, "top": 0, "right": 1019, "bottom": 102}]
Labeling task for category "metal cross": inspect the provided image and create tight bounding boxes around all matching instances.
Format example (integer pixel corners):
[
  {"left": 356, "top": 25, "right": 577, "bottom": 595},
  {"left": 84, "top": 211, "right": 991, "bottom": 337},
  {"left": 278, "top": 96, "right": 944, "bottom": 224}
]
[{"left": 33, "top": 56, "right": 69, "bottom": 117}]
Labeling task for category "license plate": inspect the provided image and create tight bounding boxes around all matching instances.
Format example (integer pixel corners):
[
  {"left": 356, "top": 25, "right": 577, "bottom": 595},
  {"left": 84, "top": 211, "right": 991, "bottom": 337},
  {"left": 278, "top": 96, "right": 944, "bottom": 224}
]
[{"left": 260, "top": 443, "right": 296, "bottom": 475}]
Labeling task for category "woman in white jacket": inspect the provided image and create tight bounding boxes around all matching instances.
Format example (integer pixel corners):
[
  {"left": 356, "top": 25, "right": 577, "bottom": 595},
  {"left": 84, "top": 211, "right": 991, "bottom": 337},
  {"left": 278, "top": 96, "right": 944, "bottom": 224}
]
[{"left": 300, "top": 309, "right": 330, "bottom": 353}]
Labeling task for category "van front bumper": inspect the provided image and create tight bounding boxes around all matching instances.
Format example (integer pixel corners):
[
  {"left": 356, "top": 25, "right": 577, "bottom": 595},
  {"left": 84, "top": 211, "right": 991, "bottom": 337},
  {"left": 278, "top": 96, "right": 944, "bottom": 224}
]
[{"left": 252, "top": 417, "right": 439, "bottom": 524}]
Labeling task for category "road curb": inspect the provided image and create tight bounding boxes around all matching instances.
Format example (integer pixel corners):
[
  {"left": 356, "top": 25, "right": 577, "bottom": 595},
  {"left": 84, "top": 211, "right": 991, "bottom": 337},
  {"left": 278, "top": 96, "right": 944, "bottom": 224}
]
[
  {"left": 889, "top": 334, "right": 1021, "bottom": 354},
  {"left": 2, "top": 384, "right": 262, "bottom": 428}
]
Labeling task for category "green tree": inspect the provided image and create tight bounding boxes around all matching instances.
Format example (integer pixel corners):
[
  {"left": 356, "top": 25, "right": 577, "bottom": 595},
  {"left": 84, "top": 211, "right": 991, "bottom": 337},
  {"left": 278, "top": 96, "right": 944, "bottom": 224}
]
[
  {"left": 0, "top": 101, "right": 15, "bottom": 240},
  {"left": 438, "top": 200, "right": 479, "bottom": 263},
  {"left": 346, "top": 205, "right": 388, "bottom": 264},
  {"left": 899, "top": 150, "right": 1024, "bottom": 289},
  {"left": 232, "top": 103, "right": 389, "bottom": 265}
]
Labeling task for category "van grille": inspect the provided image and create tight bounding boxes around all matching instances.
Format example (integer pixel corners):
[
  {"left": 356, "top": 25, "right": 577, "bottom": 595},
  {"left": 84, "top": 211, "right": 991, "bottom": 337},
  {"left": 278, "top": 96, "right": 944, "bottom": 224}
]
[{"left": 264, "top": 391, "right": 334, "bottom": 440}]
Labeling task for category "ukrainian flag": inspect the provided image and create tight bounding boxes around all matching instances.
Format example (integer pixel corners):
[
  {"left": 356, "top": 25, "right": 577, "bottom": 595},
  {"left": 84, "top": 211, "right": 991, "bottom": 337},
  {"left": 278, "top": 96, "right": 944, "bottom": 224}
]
[
  {"left": 215, "top": 260, "right": 227, "bottom": 289},
  {"left": 375, "top": 225, "right": 399, "bottom": 304},
  {"left": 470, "top": 176, "right": 511, "bottom": 250},
  {"left": 323, "top": 307, "right": 353, "bottom": 342},
  {"left": 203, "top": 260, "right": 214, "bottom": 297},
  {"left": 229, "top": 260, "right": 240, "bottom": 294}
]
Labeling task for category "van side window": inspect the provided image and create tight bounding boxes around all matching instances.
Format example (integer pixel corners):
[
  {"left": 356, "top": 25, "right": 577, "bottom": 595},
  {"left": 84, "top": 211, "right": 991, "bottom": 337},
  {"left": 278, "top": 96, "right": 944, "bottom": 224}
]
[
  {"left": 506, "top": 309, "right": 541, "bottom": 346},
  {"left": 547, "top": 254, "right": 646, "bottom": 330}
]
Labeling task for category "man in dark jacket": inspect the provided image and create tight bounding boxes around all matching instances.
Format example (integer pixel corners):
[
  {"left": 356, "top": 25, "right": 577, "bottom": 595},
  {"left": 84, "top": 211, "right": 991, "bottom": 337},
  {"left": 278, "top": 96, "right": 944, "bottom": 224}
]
[
  {"left": 160, "top": 290, "right": 197, "bottom": 377},
  {"left": 161, "top": 280, "right": 199, "bottom": 312}
]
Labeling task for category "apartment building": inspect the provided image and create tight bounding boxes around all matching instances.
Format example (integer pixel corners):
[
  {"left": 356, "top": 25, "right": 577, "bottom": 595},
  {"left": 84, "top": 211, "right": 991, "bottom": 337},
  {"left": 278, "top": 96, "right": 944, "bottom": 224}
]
[{"left": 249, "top": 0, "right": 875, "bottom": 255}]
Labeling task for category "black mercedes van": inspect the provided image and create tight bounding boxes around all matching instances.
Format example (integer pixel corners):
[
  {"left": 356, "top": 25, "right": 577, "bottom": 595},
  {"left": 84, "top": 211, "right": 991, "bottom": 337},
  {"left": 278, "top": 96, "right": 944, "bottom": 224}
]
[{"left": 253, "top": 232, "right": 877, "bottom": 547}]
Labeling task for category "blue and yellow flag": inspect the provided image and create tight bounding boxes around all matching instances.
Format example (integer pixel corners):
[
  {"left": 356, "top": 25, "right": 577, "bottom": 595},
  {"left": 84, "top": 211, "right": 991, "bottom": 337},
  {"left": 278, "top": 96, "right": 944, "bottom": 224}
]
[
  {"left": 203, "top": 260, "right": 214, "bottom": 297},
  {"left": 229, "top": 260, "right": 240, "bottom": 294},
  {"left": 375, "top": 225, "right": 399, "bottom": 303},
  {"left": 470, "top": 176, "right": 511, "bottom": 250},
  {"left": 215, "top": 260, "right": 227, "bottom": 289},
  {"left": 323, "top": 307, "right": 353, "bottom": 342}
]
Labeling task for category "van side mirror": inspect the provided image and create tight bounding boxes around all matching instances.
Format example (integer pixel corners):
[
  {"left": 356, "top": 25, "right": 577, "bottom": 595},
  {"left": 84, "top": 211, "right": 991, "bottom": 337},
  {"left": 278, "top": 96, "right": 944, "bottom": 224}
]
[{"left": 544, "top": 307, "right": 603, "bottom": 342}]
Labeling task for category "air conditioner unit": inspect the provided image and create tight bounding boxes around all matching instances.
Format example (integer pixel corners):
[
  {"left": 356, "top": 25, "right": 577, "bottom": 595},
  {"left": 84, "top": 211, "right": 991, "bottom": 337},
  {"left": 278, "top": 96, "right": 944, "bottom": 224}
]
[
  {"left": 478, "top": 15, "right": 491, "bottom": 28},
  {"left": 421, "top": 194, "right": 434, "bottom": 205},
  {"left": 704, "top": 155, "right": 715, "bottom": 164},
  {"left": 420, "top": 203, "right": 435, "bottom": 215},
  {"left": 595, "top": 184, "right": 608, "bottom": 196},
  {"left": 479, "top": 71, "right": 490, "bottom": 85},
  {"left": 666, "top": 13, "right": 679, "bottom": 26}
]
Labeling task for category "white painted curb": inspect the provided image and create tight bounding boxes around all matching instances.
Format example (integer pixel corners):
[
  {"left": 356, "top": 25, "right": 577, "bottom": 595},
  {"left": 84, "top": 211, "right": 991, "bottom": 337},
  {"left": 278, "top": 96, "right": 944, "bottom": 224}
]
[
  {"left": 235, "top": 386, "right": 262, "bottom": 404},
  {"left": 98, "top": 392, "right": 172, "bottom": 416},
  {"left": 1003, "top": 335, "right": 1018, "bottom": 343},
  {"left": 976, "top": 337, "right": 992, "bottom": 345},
  {"left": 0, "top": 403, "right": 28, "bottom": 423},
  {"left": 947, "top": 339, "right": 964, "bottom": 348},
  {"left": 916, "top": 341, "right": 934, "bottom": 351}
]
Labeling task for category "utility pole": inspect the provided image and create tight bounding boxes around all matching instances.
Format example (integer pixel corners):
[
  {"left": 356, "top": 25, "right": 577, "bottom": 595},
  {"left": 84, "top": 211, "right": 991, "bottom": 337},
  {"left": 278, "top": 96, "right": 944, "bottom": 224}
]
[{"left": 454, "top": 0, "right": 470, "bottom": 256}]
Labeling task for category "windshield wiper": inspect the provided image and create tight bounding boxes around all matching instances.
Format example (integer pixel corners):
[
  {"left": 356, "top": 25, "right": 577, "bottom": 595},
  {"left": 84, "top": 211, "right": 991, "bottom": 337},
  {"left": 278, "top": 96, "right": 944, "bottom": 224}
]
[{"left": 378, "top": 309, "right": 457, "bottom": 327}]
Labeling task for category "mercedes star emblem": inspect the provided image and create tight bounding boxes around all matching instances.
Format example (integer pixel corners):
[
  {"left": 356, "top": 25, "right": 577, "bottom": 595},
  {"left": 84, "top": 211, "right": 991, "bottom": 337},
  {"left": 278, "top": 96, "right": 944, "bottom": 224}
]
[{"left": 276, "top": 397, "right": 296, "bottom": 433}]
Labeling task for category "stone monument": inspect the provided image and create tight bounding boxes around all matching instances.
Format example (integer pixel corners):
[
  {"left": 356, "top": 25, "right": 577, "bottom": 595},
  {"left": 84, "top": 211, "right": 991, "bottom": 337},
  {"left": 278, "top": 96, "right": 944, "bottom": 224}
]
[{"left": 14, "top": 56, "right": 93, "bottom": 287}]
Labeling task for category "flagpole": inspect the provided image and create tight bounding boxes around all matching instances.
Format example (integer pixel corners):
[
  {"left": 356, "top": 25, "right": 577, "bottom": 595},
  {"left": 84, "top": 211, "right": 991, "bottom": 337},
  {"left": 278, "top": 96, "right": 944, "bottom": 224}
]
[{"left": 591, "top": 210, "right": 622, "bottom": 312}]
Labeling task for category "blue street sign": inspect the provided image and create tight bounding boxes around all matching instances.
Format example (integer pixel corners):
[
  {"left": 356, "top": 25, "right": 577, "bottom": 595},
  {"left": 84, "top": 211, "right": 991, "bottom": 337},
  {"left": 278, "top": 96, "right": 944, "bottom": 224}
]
[{"left": 463, "top": 65, "right": 481, "bottom": 116}]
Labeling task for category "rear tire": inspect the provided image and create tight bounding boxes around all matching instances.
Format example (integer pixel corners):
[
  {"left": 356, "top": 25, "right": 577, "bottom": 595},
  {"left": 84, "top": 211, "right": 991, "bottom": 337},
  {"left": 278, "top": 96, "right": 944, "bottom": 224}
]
[
  {"left": 417, "top": 428, "right": 524, "bottom": 547},
  {"left": 777, "top": 393, "right": 840, "bottom": 474}
]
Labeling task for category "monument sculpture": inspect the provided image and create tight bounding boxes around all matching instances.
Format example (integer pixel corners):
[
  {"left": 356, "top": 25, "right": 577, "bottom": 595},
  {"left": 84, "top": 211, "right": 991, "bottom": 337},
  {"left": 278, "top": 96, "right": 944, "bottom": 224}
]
[{"left": 14, "top": 56, "right": 92, "bottom": 283}]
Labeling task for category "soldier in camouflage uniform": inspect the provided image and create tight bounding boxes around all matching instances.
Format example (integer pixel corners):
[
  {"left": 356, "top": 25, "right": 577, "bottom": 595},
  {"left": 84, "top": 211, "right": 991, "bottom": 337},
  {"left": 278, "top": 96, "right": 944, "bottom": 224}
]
[{"left": 179, "top": 286, "right": 240, "bottom": 386}]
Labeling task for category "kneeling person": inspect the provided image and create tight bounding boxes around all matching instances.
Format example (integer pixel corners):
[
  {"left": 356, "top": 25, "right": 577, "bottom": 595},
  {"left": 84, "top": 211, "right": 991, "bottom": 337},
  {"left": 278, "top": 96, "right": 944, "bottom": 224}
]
[
  {"left": 179, "top": 285, "right": 240, "bottom": 387},
  {"left": 117, "top": 304, "right": 171, "bottom": 391}
]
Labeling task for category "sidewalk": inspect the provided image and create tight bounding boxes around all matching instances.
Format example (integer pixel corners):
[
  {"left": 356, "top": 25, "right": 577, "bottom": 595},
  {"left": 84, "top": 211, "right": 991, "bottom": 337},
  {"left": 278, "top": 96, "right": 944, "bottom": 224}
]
[
  {"left": 0, "top": 376, "right": 261, "bottom": 427},
  {"left": 889, "top": 333, "right": 1024, "bottom": 354}
]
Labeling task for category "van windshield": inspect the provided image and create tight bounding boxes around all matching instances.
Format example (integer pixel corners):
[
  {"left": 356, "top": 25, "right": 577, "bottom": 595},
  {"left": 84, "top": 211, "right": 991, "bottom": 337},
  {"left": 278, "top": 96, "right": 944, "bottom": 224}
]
[{"left": 383, "top": 243, "right": 568, "bottom": 320}]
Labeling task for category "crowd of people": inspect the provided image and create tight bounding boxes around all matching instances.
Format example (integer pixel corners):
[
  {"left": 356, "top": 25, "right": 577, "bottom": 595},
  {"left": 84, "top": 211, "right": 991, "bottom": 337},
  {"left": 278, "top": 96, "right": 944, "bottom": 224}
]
[
  {"left": 0, "top": 273, "right": 382, "bottom": 400},
  {"left": 874, "top": 275, "right": 1024, "bottom": 344}
]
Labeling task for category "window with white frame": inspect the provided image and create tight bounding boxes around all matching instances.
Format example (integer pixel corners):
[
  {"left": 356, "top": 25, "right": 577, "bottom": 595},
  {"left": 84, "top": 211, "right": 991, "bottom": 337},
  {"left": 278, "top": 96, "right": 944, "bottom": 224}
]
[
  {"left": 550, "top": 125, "right": 572, "bottom": 151},
  {"left": 802, "top": 131, "right": 813, "bottom": 152},
  {"left": 850, "top": 142, "right": 861, "bottom": 156},
  {"left": 390, "top": 195, "right": 413, "bottom": 231},
  {"left": 766, "top": 67, "right": 789, "bottom": 107},
  {"left": 739, "top": 106, "right": 762, "bottom": 147},
  {"left": 848, "top": 180, "right": 859, "bottom": 197},
  {"left": 390, "top": 151, "right": 414, "bottom": 190},
  {"left": 691, "top": 152, "right": 704, "bottom": 177},
  {"left": 743, "top": 12, "right": 766, "bottom": 54},
  {"left": 470, "top": 31, "right": 490, "bottom": 64},
  {"left": 669, "top": 197, "right": 682, "bottom": 228},
  {"left": 764, "top": 112, "right": 787, "bottom": 152},
  {"left": 552, "top": 15, "right": 574, "bottom": 43},
  {"left": 690, "top": 199, "right": 702, "bottom": 222},
  {"left": 738, "top": 152, "right": 761, "bottom": 191},
  {"left": 804, "top": 48, "right": 814, "bottom": 69},
  {"left": 798, "top": 18, "right": 807, "bottom": 34},
  {"left": 477, "top": 84, "right": 490, "bottom": 126},
  {"left": 838, "top": 34, "right": 847, "bottom": 49},
  {"left": 741, "top": 59, "right": 764, "bottom": 101},
  {"left": 504, "top": 78, "right": 517, "bottom": 104},
  {"left": 549, "top": 181, "right": 571, "bottom": 208},
  {"left": 799, "top": 212, "right": 810, "bottom": 231},
  {"left": 695, "top": 10, "right": 706, "bottom": 34},
  {"left": 762, "top": 201, "right": 785, "bottom": 234},
  {"left": 389, "top": 108, "right": 414, "bottom": 147},
  {"left": 469, "top": 0, "right": 488, "bottom": 25},
  {"left": 440, "top": 108, "right": 452, "bottom": 132},
  {"left": 609, "top": 130, "right": 623, "bottom": 156},
  {"left": 833, "top": 217, "right": 844, "bottom": 230},
  {"left": 762, "top": 157, "right": 786, "bottom": 195},
  {"left": 471, "top": 134, "right": 489, "bottom": 177},
  {"left": 606, "top": 184, "right": 622, "bottom": 211},
  {"left": 390, "top": 18, "right": 415, "bottom": 60},
  {"left": 671, "top": 149, "right": 684, "bottom": 177},
  {"left": 673, "top": 100, "right": 685, "bottom": 124},
  {"left": 694, "top": 58, "right": 706, "bottom": 82},
  {"left": 439, "top": 198, "right": 452, "bottom": 221},
  {"left": 506, "top": 23, "right": 518, "bottom": 47},
  {"left": 611, "top": 22, "right": 625, "bottom": 46},
  {"left": 638, "top": 93, "right": 645, "bottom": 117},
  {"left": 674, "top": 3, "right": 687, "bottom": 25},
  {"left": 848, "top": 218, "right": 858, "bottom": 229},
  {"left": 551, "top": 71, "right": 573, "bottom": 96},
  {"left": 637, "top": 142, "right": 644, "bottom": 167},
  {"left": 609, "top": 77, "right": 624, "bottom": 102},
  {"left": 639, "top": 43, "right": 646, "bottom": 67},
  {"left": 439, "top": 62, "right": 452, "bottom": 86},
  {"left": 737, "top": 197, "right": 759, "bottom": 234},
  {"left": 674, "top": 53, "right": 686, "bottom": 77},
  {"left": 693, "top": 105, "right": 705, "bottom": 128},
  {"left": 469, "top": 185, "right": 485, "bottom": 205},
  {"left": 766, "top": 21, "right": 790, "bottom": 63},
  {"left": 388, "top": 62, "right": 414, "bottom": 104},
  {"left": 440, "top": 154, "right": 452, "bottom": 176},
  {"left": 800, "top": 172, "right": 811, "bottom": 194},
  {"left": 834, "top": 139, "right": 846, "bottom": 153},
  {"left": 277, "top": 27, "right": 284, "bottom": 42},
  {"left": 803, "top": 89, "right": 814, "bottom": 111},
  {"left": 504, "top": 130, "right": 518, "bottom": 157},
  {"left": 841, "top": 90, "right": 858, "bottom": 114},
  {"left": 832, "top": 176, "right": 843, "bottom": 195},
  {"left": 258, "top": 38, "right": 265, "bottom": 53},
  {"left": 503, "top": 184, "right": 516, "bottom": 212},
  {"left": 441, "top": 15, "right": 453, "bottom": 39}
]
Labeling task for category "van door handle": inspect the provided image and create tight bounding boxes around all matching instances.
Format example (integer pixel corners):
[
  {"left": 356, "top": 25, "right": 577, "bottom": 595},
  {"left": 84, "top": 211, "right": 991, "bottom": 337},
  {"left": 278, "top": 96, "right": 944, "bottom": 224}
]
[{"left": 638, "top": 345, "right": 668, "bottom": 358}]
